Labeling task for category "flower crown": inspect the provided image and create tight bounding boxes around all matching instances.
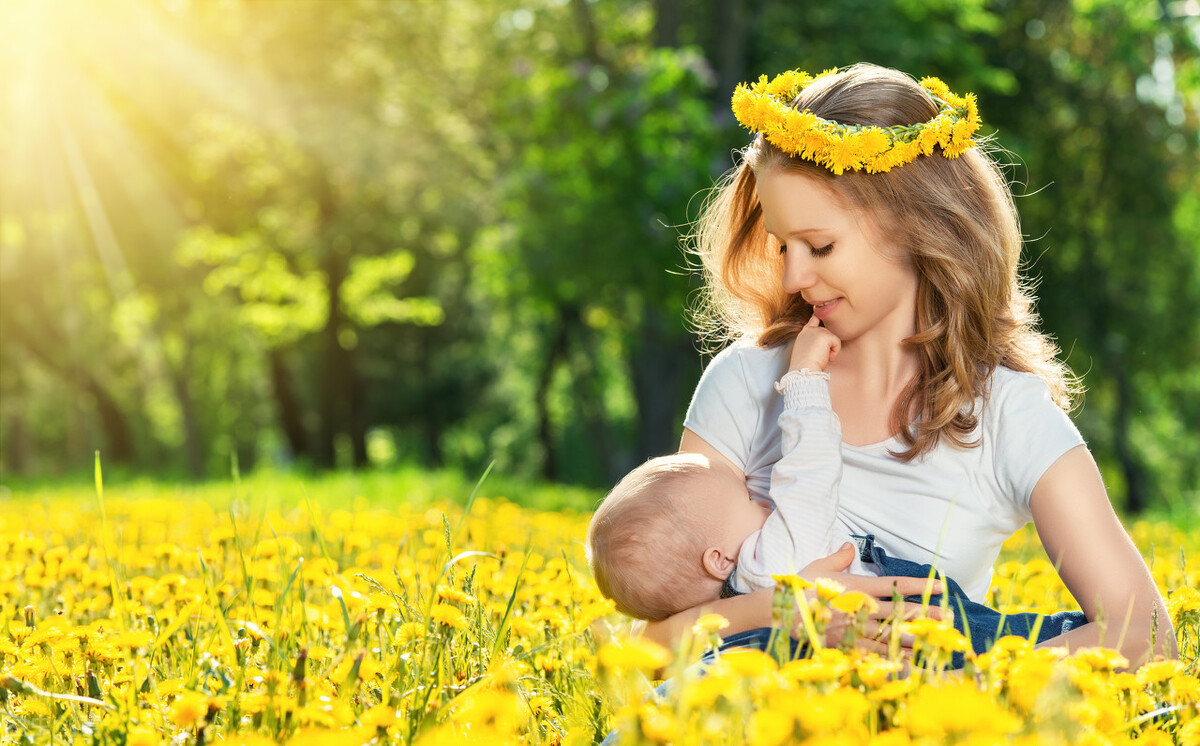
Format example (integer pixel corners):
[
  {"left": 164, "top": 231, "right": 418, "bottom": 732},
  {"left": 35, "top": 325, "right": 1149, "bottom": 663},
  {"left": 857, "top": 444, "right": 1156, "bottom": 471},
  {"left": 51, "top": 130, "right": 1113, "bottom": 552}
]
[{"left": 731, "top": 69, "right": 981, "bottom": 175}]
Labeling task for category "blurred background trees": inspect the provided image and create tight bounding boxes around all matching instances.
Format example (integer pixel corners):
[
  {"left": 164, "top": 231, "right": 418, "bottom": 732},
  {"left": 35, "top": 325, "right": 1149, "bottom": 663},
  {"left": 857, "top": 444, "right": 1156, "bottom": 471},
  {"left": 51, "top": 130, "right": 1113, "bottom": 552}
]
[{"left": 1, "top": 0, "right": 1196, "bottom": 512}]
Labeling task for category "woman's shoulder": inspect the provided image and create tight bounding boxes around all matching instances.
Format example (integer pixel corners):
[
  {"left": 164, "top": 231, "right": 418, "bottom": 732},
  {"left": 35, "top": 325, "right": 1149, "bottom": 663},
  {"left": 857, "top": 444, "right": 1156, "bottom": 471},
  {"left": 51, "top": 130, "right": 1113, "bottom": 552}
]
[
  {"left": 982, "top": 365, "right": 1062, "bottom": 413},
  {"left": 705, "top": 339, "right": 790, "bottom": 376}
]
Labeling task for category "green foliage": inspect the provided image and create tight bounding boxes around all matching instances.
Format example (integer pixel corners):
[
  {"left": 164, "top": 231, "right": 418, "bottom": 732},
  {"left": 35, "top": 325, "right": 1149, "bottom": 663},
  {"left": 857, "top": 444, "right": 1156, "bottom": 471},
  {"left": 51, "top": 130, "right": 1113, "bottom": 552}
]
[{"left": 0, "top": 0, "right": 1196, "bottom": 510}]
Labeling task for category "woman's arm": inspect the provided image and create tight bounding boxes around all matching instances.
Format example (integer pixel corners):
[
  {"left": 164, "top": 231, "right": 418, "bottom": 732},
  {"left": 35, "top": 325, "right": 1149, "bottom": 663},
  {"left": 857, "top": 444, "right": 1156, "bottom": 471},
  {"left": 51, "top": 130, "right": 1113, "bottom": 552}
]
[{"left": 1030, "top": 445, "right": 1177, "bottom": 667}]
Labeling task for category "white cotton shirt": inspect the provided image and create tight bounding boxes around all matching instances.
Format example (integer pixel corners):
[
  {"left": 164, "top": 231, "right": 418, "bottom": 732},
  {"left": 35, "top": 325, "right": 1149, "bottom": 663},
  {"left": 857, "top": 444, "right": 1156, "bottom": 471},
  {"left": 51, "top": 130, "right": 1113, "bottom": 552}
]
[{"left": 684, "top": 342, "right": 1085, "bottom": 602}]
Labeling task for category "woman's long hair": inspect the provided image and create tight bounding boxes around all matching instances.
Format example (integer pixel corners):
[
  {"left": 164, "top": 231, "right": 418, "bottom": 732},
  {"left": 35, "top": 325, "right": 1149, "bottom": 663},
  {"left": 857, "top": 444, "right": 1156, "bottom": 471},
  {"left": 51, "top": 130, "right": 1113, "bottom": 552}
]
[{"left": 690, "top": 63, "right": 1079, "bottom": 460}]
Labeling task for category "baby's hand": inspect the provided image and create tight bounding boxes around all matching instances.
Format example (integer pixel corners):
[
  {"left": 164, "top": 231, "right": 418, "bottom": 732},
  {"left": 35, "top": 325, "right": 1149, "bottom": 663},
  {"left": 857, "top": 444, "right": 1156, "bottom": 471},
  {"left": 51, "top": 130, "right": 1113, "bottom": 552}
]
[{"left": 789, "top": 314, "right": 842, "bottom": 372}]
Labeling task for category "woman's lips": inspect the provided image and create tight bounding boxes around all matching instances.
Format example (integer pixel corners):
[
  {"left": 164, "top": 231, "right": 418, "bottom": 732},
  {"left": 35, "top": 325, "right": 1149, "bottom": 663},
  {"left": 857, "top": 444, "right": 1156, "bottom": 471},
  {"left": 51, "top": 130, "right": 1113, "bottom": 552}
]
[{"left": 812, "top": 297, "right": 841, "bottom": 320}]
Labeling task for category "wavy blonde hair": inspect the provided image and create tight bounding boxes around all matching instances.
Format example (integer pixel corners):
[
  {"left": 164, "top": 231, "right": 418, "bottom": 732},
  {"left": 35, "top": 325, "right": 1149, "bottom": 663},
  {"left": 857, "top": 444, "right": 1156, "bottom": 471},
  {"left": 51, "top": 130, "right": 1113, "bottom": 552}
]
[{"left": 691, "top": 63, "right": 1079, "bottom": 461}]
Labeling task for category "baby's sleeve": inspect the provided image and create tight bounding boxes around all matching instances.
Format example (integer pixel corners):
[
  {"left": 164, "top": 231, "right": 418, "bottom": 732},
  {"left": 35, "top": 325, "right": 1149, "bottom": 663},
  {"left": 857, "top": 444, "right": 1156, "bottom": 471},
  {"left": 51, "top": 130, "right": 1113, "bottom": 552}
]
[
  {"left": 991, "top": 371, "right": 1086, "bottom": 513},
  {"left": 682, "top": 346, "right": 761, "bottom": 472}
]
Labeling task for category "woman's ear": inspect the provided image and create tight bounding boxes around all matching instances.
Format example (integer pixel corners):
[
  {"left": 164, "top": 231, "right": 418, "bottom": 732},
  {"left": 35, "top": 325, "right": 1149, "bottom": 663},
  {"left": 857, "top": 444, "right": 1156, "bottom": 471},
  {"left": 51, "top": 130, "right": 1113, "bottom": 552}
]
[{"left": 701, "top": 547, "right": 737, "bottom": 581}]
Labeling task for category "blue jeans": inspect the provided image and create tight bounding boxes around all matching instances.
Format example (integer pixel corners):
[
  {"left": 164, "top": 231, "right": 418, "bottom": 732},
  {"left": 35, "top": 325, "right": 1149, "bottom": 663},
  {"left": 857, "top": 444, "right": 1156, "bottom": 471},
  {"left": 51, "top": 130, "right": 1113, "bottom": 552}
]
[{"left": 858, "top": 534, "right": 1087, "bottom": 666}]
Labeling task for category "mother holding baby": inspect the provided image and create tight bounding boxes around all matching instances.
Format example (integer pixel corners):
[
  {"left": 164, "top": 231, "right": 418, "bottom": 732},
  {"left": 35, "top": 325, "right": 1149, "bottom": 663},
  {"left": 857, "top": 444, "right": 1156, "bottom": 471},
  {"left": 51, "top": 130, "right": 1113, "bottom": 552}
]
[{"left": 650, "top": 63, "right": 1175, "bottom": 666}]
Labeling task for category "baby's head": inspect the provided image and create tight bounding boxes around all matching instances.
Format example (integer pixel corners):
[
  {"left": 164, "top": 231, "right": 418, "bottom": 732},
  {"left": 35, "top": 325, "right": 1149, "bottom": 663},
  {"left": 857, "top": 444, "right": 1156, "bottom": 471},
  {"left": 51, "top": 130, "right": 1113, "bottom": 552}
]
[{"left": 586, "top": 453, "right": 771, "bottom": 621}]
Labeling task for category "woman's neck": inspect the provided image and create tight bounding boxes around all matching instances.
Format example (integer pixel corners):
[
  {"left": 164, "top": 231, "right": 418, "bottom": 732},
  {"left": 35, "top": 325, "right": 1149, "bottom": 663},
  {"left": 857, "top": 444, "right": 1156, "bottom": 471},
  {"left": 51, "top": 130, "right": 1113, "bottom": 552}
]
[
  {"left": 830, "top": 318, "right": 920, "bottom": 395},
  {"left": 826, "top": 318, "right": 921, "bottom": 445}
]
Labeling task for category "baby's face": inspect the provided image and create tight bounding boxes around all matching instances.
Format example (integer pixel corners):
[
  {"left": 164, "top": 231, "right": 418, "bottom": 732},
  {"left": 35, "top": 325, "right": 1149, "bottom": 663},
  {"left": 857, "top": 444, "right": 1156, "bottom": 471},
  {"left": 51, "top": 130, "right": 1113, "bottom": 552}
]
[{"left": 692, "top": 466, "right": 772, "bottom": 550}]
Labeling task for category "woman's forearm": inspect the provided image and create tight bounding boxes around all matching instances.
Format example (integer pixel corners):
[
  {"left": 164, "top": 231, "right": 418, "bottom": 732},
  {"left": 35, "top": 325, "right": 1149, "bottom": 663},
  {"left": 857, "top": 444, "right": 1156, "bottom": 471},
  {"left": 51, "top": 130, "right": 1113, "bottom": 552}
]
[
  {"left": 638, "top": 590, "right": 774, "bottom": 647},
  {"left": 1035, "top": 604, "right": 1178, "bottom": 670}
]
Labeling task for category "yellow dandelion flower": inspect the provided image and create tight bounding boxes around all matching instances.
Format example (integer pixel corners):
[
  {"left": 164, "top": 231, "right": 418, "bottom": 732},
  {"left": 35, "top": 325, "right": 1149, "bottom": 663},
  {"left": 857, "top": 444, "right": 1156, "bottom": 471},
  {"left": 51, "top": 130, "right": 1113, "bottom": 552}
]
[
  {"left": 527, "top": 694, "right": 555, "bottom": 719},
  {"left": 1134, "top": 729, "right": 1177, "bottom": 746},
  {"left": 637, "top": 701, "right": 679, "bottom": 743},
  {"left": 1006, "top": 655, "right": 1054, "bottom": 712},
  {"left": 765, "top": 69, "right": 812, "bottom": 98},
  {"left": 170, "top": 691, "right": 211, "bottom": 729},
  {"left": 919, "top": 76, "right": 952, "bottom": 102},
  {"left": 429, "top": 603, "right": 468, "bottom": 630},
  {"left": 748, "top": 708, "right": 794, "bottom": 745},
  {"left": 1167, "top": 586, "right": 1200, "bottom": 624},
  {"left": 902, "top": 681, "right": 1021, "bottom": 737},
  {"left": 362, "top": 703, "right": 397, "bottom": 729},
  {"left": 1137, "top": 659, "right": 1184, "bottom": 685},
  {"left": 509, "top": 617, "right": 539, "bottom": 640},
  {"left": 287, "top": 727, "right": 372, "bottom": 746},
  {"left": 681, "top": 672, "right": 736, "bottom": 709},
  {"left": 855, "top": 656, "right": 903, "bottom": 688},
  {"left": 1170, "top": 673, "right": 1199, "bottom": 703},
  {"left": 821, "top": 136, "right": 864, "bottom": 175},
  {"left": 397, "top": 621, "right": 426, "bottom": 645},
  {"left": 1071, "top": 647, "right": 1129, "bottom": 671},
  {"left": 717, "top": 647, "right": 778, "bottom": 678},
  {"left": 436, "top": 586, "right": 475, "bottom": 605},
  {"left": 125, "top": 727, "right": 161, "bottom": 746},
  {"left": 692, "top": 614, "right": 730, "bottom": 636},
  {"left": 812, "top": 577, "right": 847, "bottom": 601},
  {"left": 869, "top": 678, "right": 916, "bottom": 702},
  {"left": 830, "top": 590, "right": 877, "bottom": 616},
  {"left": 856, "top": 127, "right": 892, "bottom": 159},
  {"left": 944, "top": 119, "right": 977, "bottom": 157},
  {"left": 596, "top": 638, "right": 672, "bottom": 671},
  {"left": 799, "top": 129, "right": 834, "bottom": 162}
]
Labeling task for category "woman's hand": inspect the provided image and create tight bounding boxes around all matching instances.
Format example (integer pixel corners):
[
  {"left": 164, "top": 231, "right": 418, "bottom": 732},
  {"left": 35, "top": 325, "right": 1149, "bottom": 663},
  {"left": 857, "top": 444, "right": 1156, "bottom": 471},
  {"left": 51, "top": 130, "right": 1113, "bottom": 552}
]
[
  {"left": 801, "top": 542, "right": 944, "bottom": 598},
  {"left": 798, "top": 542, "right": 945, "bottom": 653}
]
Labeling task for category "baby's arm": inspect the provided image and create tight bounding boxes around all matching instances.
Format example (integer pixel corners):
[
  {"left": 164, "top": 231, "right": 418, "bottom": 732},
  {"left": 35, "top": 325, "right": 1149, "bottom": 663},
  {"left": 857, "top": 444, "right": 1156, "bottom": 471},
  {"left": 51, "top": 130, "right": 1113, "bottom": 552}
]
[{"left": 735, "top": 317, "right": 845, "bottom": 590}]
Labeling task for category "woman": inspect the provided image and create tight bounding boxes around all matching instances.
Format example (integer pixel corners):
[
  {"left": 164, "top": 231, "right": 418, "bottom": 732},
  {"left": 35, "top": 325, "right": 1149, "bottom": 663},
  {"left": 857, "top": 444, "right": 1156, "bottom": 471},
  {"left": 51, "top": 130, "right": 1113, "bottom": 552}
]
[{"left": 649, "top": 63, "right": 1175, "bottom": 667}]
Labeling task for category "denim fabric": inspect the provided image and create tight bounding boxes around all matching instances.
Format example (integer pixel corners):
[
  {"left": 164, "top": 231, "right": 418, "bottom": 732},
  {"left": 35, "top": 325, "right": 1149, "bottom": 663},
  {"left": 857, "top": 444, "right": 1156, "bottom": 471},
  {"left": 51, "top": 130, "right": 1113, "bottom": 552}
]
[{"left": 856, "top": 534, "right": 1088, "bottom": 666}]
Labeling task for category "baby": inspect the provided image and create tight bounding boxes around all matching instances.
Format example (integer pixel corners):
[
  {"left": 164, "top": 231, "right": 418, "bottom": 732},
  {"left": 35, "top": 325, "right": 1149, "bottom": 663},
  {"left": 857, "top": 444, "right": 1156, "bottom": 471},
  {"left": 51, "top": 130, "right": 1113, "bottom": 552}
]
[
  {"left": 586, "top": 317, "right": 1087, "bottom": 656},
  {"left": 586, "top": 315, "right": 860, "bottom": 621}
]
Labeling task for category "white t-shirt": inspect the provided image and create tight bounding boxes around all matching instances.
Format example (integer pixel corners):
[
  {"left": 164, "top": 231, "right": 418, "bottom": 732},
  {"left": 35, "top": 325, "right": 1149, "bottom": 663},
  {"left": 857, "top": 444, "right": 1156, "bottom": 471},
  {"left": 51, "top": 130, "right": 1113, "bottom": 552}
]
[{"left": 684, "top": 342, "right": 1085, "bottom": 602}]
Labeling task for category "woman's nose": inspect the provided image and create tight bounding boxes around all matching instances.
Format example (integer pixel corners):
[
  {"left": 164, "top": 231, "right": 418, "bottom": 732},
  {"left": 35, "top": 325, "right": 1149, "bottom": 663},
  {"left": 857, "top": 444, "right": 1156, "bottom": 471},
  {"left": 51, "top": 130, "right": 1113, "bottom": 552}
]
[{"left": 781, "top": 251, "right": 819, "bottom": 295}]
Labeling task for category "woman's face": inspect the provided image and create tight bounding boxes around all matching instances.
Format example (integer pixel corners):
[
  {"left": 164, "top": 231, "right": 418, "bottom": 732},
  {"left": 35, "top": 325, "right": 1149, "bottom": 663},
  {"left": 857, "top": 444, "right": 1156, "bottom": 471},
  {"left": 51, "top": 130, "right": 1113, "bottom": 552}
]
[{"left": 756, "top": 168, "right": 919, "bottom": 344}]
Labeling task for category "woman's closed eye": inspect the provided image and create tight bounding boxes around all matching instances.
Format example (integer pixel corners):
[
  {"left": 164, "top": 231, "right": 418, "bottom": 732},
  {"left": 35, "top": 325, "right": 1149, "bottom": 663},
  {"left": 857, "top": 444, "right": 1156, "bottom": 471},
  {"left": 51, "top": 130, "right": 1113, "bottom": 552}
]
[
  {"left": 780, "top": 243, "right": 834, "bottom": 257},
  {"left": 810, "top": 243, "right": 834, "bottom": 257}
]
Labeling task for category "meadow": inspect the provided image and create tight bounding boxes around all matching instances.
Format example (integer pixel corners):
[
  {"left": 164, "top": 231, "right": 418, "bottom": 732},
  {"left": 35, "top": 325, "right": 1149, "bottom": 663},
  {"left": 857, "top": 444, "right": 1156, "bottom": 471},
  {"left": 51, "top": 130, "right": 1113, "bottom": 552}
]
[{"left": 1, "top": 464, "right": 1197, "bottom": 745}]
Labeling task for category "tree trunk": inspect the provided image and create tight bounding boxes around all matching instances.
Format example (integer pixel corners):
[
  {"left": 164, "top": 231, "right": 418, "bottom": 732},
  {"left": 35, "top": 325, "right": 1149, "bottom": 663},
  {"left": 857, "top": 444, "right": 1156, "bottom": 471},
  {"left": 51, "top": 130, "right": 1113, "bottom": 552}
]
[
  {"left": 570, "top": 0, "right": 601, "bottom": 63},
  {"left": 7, "top": 319, "right": 137, "bottom": 464},
  {"left": 3, "top": 412, "right": 28, "bottom": 474},
  {"left": 711, "top": 0, "right": 749, "bottom": 113},
  {"left": 535, "top": 316, "right": 571, "bottom": 481},
  {"left": 1111, "top": 357, "right": 1148, "bottom": 513},
  {"left": 268, "top": 347, "right": 309, "bottom": 462},
  {"left": 168, "top": 341, "right": 205, "bottom": 479},
  {"left": 566, "top": 311, "right": 616, "bottom": 483},
  {"left": 84, "top": 376, "right": 136, "bottom": 464},
  {"left": 349, "top": 372, "right": 368, "bottom": 468},
  {"left": 654, "top": 0, "right": 681, "bottom": 47},
  {"left": 630, "top": 307, "right": 693, "bottom": 466},
  {"left": 316, "top": 250, "right": 348, "bottom": 469}
]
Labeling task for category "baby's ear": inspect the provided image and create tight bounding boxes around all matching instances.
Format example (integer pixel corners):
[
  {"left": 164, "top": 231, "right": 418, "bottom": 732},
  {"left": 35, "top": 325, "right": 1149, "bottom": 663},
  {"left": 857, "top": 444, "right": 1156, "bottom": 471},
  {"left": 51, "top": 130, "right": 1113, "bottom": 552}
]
[{"left": 701, "top": 547, "right": 737, "bottom": 581}]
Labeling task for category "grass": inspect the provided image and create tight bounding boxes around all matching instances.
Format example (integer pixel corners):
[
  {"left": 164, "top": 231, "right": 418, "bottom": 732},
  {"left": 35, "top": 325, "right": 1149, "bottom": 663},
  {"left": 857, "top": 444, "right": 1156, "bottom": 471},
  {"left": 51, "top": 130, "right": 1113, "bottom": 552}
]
[{"left": 0, "top": 464, "right": 1196, "bottom": 744}]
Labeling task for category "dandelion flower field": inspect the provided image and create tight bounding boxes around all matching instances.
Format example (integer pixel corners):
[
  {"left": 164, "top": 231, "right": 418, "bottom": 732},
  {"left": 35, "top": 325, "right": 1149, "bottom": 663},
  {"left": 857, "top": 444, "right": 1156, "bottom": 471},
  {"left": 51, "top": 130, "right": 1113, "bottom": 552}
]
[{"left": 1, "top": 473, "right": 1197, "bottom": 745}]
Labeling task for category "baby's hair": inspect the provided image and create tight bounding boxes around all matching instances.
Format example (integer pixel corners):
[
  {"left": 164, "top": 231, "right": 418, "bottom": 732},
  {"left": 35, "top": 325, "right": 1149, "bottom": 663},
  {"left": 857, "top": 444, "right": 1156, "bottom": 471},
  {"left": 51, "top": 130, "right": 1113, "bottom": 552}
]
[
  {"left": 691, "top": 62, "right": 1079, "bottom": 461},
  {"left": 586, "top": 454, "right": 723, "bottom": 621}
]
